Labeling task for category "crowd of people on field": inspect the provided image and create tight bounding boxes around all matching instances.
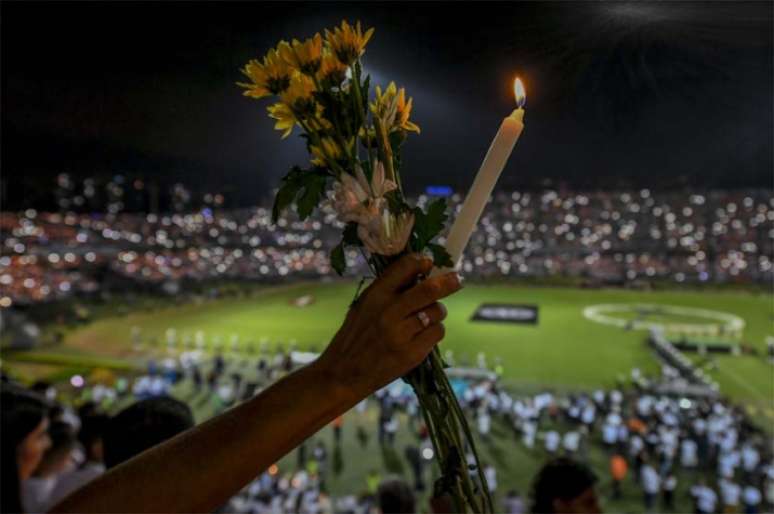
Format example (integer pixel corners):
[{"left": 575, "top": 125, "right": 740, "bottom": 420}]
[{"left": 3, "top": 341, "right": 771, "bottom": 514}]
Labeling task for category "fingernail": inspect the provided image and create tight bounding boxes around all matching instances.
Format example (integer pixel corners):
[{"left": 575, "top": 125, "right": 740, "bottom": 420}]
[
  {"left": 455, "top": 273, "right": 465, "bottom": 288},
  {"left": 439, "top": 303, "right": 448, "bottom": 318}
]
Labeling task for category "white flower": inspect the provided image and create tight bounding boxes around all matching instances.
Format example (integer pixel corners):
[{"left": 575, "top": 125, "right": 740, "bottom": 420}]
[
  {"left": 330, "top": 161, "right": 396, "bottom": 224},
  {"left": 357, "top": 207, "right": 414, "bottom": 256},
  {"left": 367, "top": 161, "right": 397, "bottom": 197}
]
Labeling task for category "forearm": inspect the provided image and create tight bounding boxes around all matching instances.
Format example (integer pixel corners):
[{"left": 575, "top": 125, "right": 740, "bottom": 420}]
[{"left": 51, "top": 360, "right": 359, "bottom": 513}]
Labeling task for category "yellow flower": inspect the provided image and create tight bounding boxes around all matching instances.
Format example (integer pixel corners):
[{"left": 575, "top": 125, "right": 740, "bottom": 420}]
[
  {"left": 310, "top": 137, "right": 344, "bottom": 167},
  {"left": 395, "top": 88, "right": 420, "bottom": 133},
  {"left": 280, "top": 74, "right": 317, "bottom": 117},
  {"left": 370, "top": 82, "right": 399, "bottom": 128},
  {"left": 371, "top": 82, "right": 420, "bottom": 134},
  {"left": 311, "top": 104, "right": 334, "bottom": 132},
  {"left": 325, "top": 20, "right": 374, "bottom": 65},
  {"left": 237, "top": 44, "right": 294, "bottom": 99},
  {"left": 281, "top": 34, "right": 323, "bottom": 76},
  {"left": 317, "top": 49, "right": 348, "bottom": 85},
  {"left": 267, "top": 103, "right": 297, "bottom": 139},
  {"left": 358, "top": 126, "right": 378, "bottom": 148}
]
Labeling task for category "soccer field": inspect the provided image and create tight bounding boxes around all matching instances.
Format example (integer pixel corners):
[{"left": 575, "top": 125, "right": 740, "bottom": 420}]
[
  {"left": 57, "top": 281, "right": 773, "bottom": 410},
  {"left": 5, "top": 281, "right": 772, "bottom": 513}
]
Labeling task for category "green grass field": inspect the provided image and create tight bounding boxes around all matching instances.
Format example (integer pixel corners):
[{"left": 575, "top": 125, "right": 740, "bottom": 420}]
[
  {"left": 52, "top": 281, "right": 773, "bottom": 407},
  {"left": 3, "top": 281, "right": 772, "bottom": 513}
]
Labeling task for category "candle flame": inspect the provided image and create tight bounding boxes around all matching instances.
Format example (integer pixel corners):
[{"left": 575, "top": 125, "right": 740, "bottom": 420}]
[{"left": 514, "top": 78, "right": 526, "bottom": 108}]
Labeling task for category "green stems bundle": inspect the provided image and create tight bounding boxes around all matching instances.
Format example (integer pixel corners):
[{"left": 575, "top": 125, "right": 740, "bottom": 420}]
[{"left": 239, "top": 20, "right": 492, "bottom": 512}]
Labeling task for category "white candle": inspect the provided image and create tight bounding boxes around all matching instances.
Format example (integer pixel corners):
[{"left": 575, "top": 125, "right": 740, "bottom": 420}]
[{"left": 435, "top": 78, "right": 526, "bottom": 274}]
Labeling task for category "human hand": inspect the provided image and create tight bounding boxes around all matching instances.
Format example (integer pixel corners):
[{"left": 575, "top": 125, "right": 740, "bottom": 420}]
[{"left": 315, "top": 253, "right": 463, "bottom": 401}]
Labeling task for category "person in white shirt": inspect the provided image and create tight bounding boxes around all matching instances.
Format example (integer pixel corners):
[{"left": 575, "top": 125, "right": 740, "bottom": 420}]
[
  {"left": 602, "top": 422, "right": 618, "bottom": 446},
  {"left": 629, "top": 434, "right": 645, "bottom": 459},
  {"left": 563, "top": 431, "right": 580, "bottom": 455},
  {"left": 640, "top": 462, "right": 660, "bottom": 512},
  {"left": 718, "top": 450, "right": 741, "bottom": 479},
  {"left": 742, "top": 443, "right": 760, "bottom": 474},
  {"left": 662, "top": 473, "right": 677, "bottom": 511},
  {"left": 384, "top": 413, "right": 399, "bottom": 446},
  {"left": 742, "top": 485, "right": 762, "bottom": 514},
  {"left": 502, "top": 489, "right": 525, "bottom": 514},
  {"left": 484, "top": 464, "right": 497, "bottom": 495},
  {"left": 693, "top": 417, "right": 707, "bottom": 437},
  {"left": 522, "top": 421, "right": 537, "bottom": 449},
  {"left": 616, "top": 424, "right": 629, "bottom": 446},
  {"left": 681, "top": 438, "right": 699, "bottom": 468},
  {"left": 581, "top": 405, "right": 596, "bottom": 427},
  {"left": 477, "top": 411, "right": 491, "bottom": 440},
  {"left": 691, "top": 481, "right": 718, "bottom": 514},
  {"left": 544, "top": 430, "right": 560, "bottom": 455},
  {"left": 719, "top": 479, "right": 741, "bottom": 511}
]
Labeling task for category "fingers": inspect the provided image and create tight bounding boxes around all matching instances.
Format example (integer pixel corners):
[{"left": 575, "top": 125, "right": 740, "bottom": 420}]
[
  {"left": 410, "top": 323, "right": 446, "bottom": 357},
  {"left": 399, "top": 302, "right": 448, "bottom": 338},
  {"left": 390, "top": 272, "right": 462, "bottom": 319},
  {"left": 376, "top": 254, "right": 433, "bottom": 295}
]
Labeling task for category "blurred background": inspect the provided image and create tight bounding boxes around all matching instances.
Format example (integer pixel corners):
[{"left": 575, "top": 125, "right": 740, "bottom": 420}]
[{"left": 2, "top": 2, "right": 772, "bottom": 514}]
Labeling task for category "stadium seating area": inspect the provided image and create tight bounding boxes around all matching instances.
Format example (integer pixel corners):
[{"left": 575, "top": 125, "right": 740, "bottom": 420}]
[{"left": 1, "top": 188, "right": 770, "bottom": 306}]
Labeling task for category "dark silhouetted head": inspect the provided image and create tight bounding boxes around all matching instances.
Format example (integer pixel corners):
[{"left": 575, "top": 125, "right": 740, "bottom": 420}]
[
  {"left": 103, "top": 396, "right": 193, "bottom": 468},
  {"left": 378, "top": 477, "right": 416, "bottom": 514},
  {"left": 530, "top": 458, "right": 600, "bottom": 514}
]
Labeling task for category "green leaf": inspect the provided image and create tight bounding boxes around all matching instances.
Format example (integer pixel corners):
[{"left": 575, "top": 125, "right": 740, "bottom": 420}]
[
  {"left": 361, "top": 75, "right": 371, "bottom": 117},
  {"left": 388, "top": 130, "right": 406, "bottom": 150},
  {"left": 296, "top": 172, "right": 328, "bottom": 220},
  {"left": 384, "top": 190, "right": 406, "bottom": 215},
  {"left": 412, "top": 197, "right": 449, "bottom": 250},
  {"left": 272, "top": 167, "right": 331, "bottom": 223},
  {"left": 271, "top": 167, "right": 305, "bottom": 223},
  {"left": 343, "top": 222, "right": 362, "bottom": 246},
  {"left": 330, "top": 242, "right": 346, "bottom": 276},
  {"left": 427, "top": 243, "right": 454, "bottom": 269}
]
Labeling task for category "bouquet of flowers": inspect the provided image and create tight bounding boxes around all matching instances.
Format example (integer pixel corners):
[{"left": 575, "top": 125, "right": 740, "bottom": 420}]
[{"left": 239, "top": 21, "right": 492, "bottom": 513}]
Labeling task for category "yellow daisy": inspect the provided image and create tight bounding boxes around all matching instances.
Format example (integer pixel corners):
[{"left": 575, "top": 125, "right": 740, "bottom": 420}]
[
  {"left": 317, "top": 49, "right": 348, "bottom": 85},
  {"left": 325, "top": 20, "right": 375, "bottom": 65},
  {"left": 280, "top": 74, "right": 317, "bottom": 118},
  {"left": 281, "top": 34, "right": 323, "bottom": 76},
  {"left": 371, "top": 82, "right": 420, "bottom": 134},
  {"left": 370, "top": 82, "right": 399, "bottom": 128},
  {"left": 311, "top": 104, "right": 334, "bottom": 132},
  {"left": 395, "top": 87, "right": 420, "bottom": 133},
  {"left": 237, "top": 44, "right": 294, "bottom": 99},
  {"left": 267, "top": 103, "right": 297, "bottom": 139},
  {"left": 310, "top": 137, "right": 345, "bottom": 167}
]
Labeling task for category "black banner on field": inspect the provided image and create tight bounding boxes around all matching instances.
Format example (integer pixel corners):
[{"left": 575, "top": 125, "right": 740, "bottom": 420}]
[{"left": 471, "top": 304, "right": 539, "bottom": 325}]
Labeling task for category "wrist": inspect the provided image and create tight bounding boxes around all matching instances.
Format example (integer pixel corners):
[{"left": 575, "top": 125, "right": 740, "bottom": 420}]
[{"left": 307, "top": 356, "right": 365, "bottom": 410}]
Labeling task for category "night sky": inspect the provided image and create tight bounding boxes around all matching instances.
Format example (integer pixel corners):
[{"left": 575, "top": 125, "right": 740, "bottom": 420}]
[{"left": 3, "top": 1, "right": 772, "bottom": 208}]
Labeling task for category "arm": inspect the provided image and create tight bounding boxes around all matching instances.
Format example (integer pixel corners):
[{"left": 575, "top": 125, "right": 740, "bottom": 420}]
[{"left": 51, "top": 254, "right": 462, "bottom": 513}]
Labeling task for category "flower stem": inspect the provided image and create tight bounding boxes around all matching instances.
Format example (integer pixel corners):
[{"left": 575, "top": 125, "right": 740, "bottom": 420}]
[
  {"left": 297, "top": 117, "right": 345, "bottom": 177},
  {"left": 350, "top": 61, "right": 375, "bottom": 173},
  {"left": 404, "top": 354, "right": 493, "bottom": 513},
  {"left": 373, "top": 118, "right": 396, "bottom": 184}
]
